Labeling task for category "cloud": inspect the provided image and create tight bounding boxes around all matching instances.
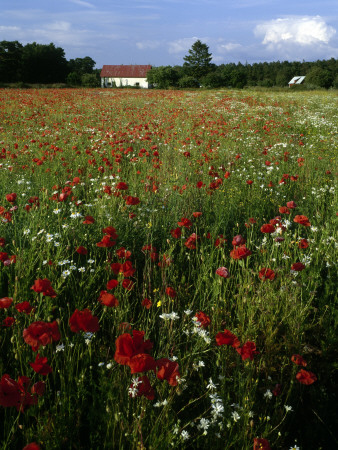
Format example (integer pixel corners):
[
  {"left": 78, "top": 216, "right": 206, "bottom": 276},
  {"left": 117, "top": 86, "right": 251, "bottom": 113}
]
[
  {"left": 255, "top": 16, "right": 336, "bottom": 47},
  {"left": 136, "top": 40, "right": 161, "bottom": 50},
  {"left": 69, "top": 0, "right": 95, "bottom": 8},
  {"left": 168, "top": 37, "right": 200, "bottom": 54},
  {"left": 218, "top": 43, "right": 242, "bottom": 52}
]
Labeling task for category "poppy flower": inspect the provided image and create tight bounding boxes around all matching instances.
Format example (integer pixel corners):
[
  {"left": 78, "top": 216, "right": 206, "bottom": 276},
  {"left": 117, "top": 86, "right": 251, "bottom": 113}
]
[
  {"left": 125, "top": 196, "right": 140, "bottom": 206},
  {"left": 141, "top": 298, "right": 152, "bottom": 309},
  {"left": 177, "top": 217, "right": 192, "bottom": 228},
  {"left": 23, "top": 443, "right": 41, "bottom": 450},
  {"left": 102, "top": 226, "right": 118, "bottom": 239},
  {"left": 128, "top": 353, "right": 156, "bottom": 374},
  {"left": 0, "top": 297, "right": 13, "bottom": 308},
  {"left": 286, "top": 201, "right": 297, "bottom": 209},
  {"left": 216, "top": 329, "right": 240, "bottom": 348},
  {"left": 98, "top": 291, "right": 119, "bottom": 307},
  {"left": 192, "top": 212, "right": 202, "bottom": 218},
  {"left": 253, "top": 437, "right": 271, "bottom": 450},
  {"left": 23, "top": 321, "right": 60, "bottom": 351},
  {"left": 298, "top": 238, "right": 309, "bottom": 249},
  {"left": 170, "top": 227, "right": 182, "bottom": 239},
  {"left": 116, "top": 181, "right": 128, "bottom": 190},
  {"left": 258, "top": 268, "right": 276, "bottom": 281},
  {"left": 232, "top": 235, "right": 246, "bottom": 247},
  {"left": 83, "top": 215, "right": 95, "bottom": 224},
  {"left": 0, "top": 374, "right": 22, "bottom": 409},
  {"left": 230, "top": 245, "right": 252, "bottom": 260},
  {"left": 156, "top": 358, "right": 180, "bottom": 386},
  {"left": 260, "top": 224, "right": 275, "bottom": 233},
  {"left": 116, "top": 247, "right": 131, "bottom": 259},
  {"left": 107, "top": 279, "right": 119, "bottom": 290},
  {"left": 129, "top": 375, "right": 155, "bottom": 400},
  {"left": 0, "top": 237, "right": 5, "bottom": 247},
  {"left": 294, "top": 215, "right": 311, "bottom": 227},
  {"left": 31, "top": 278, "right": 57, "bottom": 298},
  {"left": 296, "top": 369, "right": 317, "bottom": 385},
  {"left": 291, "top": 262, "right": 306, "bottom": 272},
  {"left": 31, "top": 381, "right": 45, "bottom": 397},
  {"left": 166, "top": 287, "right": 177, "bottom": 298},
  {"left": 76, "top": 246, "right": 87, "bottom": 255},
  {"left": 122, "top": 279, "right": 134, "bottom": 290},
  {"left": 5, "top": 193, "right": 17, "bottom": 203},
  {"left": 279, "top": 206, "right": 290, "bottom": 214},
  {"left": 216, "top": 267, "right": 230, "bottom": 279},
  {"left": 69, "top": 309, "right": 100, "bottom": 333},
  {"left": 2, "top": 317, "right": 15, "bottom": 327},
  {"left": 195, "top": 311, "right": 211, "bottom": 328},
  {"left": 185, "top": 233, "right": 198, "bottom": 249},
  {"left": 291, "top": 354, "right": 307, "bottom": 367},
  {"left": 237, "top": 341, "right": 259, "bottom": 361},
  {"left": 96, "top": 235, "right": 116, "bottom": 248},
  {"left": 15, "top": 301, "right": 33, "bottom": 314},
  {"left": 29, "top": 354, "right": 52, "bottom": 376}
]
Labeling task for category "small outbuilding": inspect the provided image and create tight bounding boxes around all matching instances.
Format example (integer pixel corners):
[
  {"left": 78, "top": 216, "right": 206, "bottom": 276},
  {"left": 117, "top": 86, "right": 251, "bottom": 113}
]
[
  {"left": 100, "top": 65, "right": 152, "bottom": 88},
  {"left": 288, "top": 76, "right": 306, "bottom": 87}
]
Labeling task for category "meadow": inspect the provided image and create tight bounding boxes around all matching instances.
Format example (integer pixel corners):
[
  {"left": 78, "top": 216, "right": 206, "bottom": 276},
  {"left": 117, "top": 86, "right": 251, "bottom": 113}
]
[{"left": 0, "top": 87, "right": 337, "bottom": 450}]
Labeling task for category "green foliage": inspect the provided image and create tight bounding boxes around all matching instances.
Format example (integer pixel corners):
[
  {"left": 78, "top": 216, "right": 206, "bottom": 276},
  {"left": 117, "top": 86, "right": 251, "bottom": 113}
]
[
  {"left": 183, "top": 40, "right": 213, "bottom": 79},
  {"left": 178, "top": 75, "right": 200, "bottom": 88},
  {"left": 81, "top": 73, "right": 100, "bottom": 87}
]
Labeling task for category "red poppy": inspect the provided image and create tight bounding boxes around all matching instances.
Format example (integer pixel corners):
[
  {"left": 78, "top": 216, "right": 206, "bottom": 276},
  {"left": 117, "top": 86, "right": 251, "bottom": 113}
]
[
  {"left": 246, "top": 180, "right": 253, "bottom": 185},
  {"left": 31, "top": 381, "right": 45, "bottom": 396},
  {"left": 122, "top": 260, "right": 136, "bottom": 277},
  {"left": 107, "top": 279, "right": 119, "bottom": 290},
  {"left": 0, "top": 252, "right": 9, "bottom": 263},
  {"left": 0, "top": 374, "right": 22, "bottom": 409},
  {"left": 116, "top": 247, "right": 131, "bottom": 259},
  {"left": 260, "top": 224, "right": 275, "bottom": 233},
  {"left": 102, "top": 226, "right": 118, "bottom": 239},
  {"left": 237, "top": 341, "right": 259, "bottom": 361},
  {"left": 31, "top": 278, "right": 57, "bottom": 298},
  {"left": 5, "top": 193, "right": 17, "bottom": 203},
  {"left": 291, "top": 262, "right": 306, "bottom": 272},
  {"left": 185, "top": 233, "right": 198, "bottom": 249},
  {"left": 296, "top": 369, "right": 317, "bottom": 385},
  {"left": 96, "top": 235, "right": 116, "bottom": 247},
  {"left": 195, "top": 311, "right": 211, "bottom": 328},
  {"left": 166, "top": 287, "right": 177, "bottom": 298},
  {"left": 230, "top": 245, "right": 252, "bottom": 260},
  {"left": 170, "top": 227, "right": 182, "bottom": 239},
  {"left": 23, "top": 443, "right": 41, "bottom": 450},
  {"left": 216, "top": 267, "right": 230, "bottom": 279},
  {"left": 156, "top": 358, "right": 180, "bottom": 386},
  {"left": 177, "top": 217, "right": 192, "bottom": 228},
  {"left": 15, "top": 301, "right": 33, "bottom": 314},
  {"left": 23, "top": 321, "right": 60, "bottom": 351},
  {"left": 286, "top": 201, "right": 297, "bottom": 209},
  {"left": 294, "top": 215, "right": 311, "bottom": 227},
  {"left": 2, "top": 317, "right": 15, "bottom": 327},
  {"left": 30, "top": 354, "right": 52, "bottom": 376},
  {"left": 69, "top": 309, "right": 100, "bottom": 333},
  {"left": 76, "top": 246, "right": 87, "bottom": 255},
  {"left": 192, "top": 211, "right": 202, "bottom": 218},
  {"left": 232, "top": 235, "right": 246, "bottom": 247},
  {"left": 253, "top": 437, "right": 271, "bottom": 450},
  {"left": 98, "top": 290, "right": 119, "bottom": 307},
  {"left": 298, "top": 238, "right": 309, "bottom": 249},
  {"left": 125, "top": 196, "right": 140, "bottom": 205},
  {"left": 0, "top": 237, "right": 5, "bottom": 247},
  {"left": 279, "top": 206, "right": 290, "bottom": 214},
  {"left": 258, "top": 268, "right": 276, "bottom": 281},
  {"left": 141, "top": 298, "right": 152, "bottom": 309},
  {"left": 83, "top": 215, "right": 95, "bottom": 224},
  {"left": 116, "top": 181, "right": 128, "bottom": 190},
  {"left": 0, "top": 297, "right": 13, "bottom": 308},
  {"left": 291, "top": 354, "right": 307, "bottom": 367},
  {"left": 128, "top": 353, "right": 156, "bottom": 374},
  {"left": 216, "top": 329, "right": 240, "bottom": 348},
  {"left": 122, "top": 278, "right": 134, "bottom": 290},
  {"left": 129, "top": 375, "right": 155, "bottom": 400},
  {"left": 114, "top": 330, "right": 153, "bottom": 366}
]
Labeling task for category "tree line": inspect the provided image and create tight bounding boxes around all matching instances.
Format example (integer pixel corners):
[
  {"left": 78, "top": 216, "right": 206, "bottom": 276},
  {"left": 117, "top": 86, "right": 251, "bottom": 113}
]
[
  {"left": 0, "top": 39, "right": 337, "bottom": 89},
  {"left": 0, "top": 40, "right": 100, "bottom": 86},
  {"left": 147, "top": 40, "right": 338, "bottom": 89}
]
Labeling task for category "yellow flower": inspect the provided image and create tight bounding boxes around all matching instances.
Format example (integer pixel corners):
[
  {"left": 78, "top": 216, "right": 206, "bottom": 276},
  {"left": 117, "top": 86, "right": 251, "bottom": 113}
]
[{"left": 157, "top": 301, "right": 162, "bottom": 307}]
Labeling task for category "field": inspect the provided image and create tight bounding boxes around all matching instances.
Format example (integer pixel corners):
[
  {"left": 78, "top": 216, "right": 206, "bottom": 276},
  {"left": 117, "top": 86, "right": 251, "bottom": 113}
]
[{"left": 0, "top": 88, "right": 337, "bottom": 450}]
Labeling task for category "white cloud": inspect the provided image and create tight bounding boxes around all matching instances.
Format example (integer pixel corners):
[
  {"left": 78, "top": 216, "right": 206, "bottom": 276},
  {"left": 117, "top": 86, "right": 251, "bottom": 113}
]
[
  {"left": 255, "top": 16, "right": 336, "bottom": 47},
  {"left": 136, "top": 40, "right": 161, "bottom": 50},
  {"left": 48, "top": 21, "right": 72, "bottom": 32},
  {"left": 219, "top": 43, "right": 242, "bottom": 52},
  {"left": 168, "top": 37, "right": 200, "bottom": 54},
  {"left": 69, "top": 0, "right": 95, "bottom": 8}
]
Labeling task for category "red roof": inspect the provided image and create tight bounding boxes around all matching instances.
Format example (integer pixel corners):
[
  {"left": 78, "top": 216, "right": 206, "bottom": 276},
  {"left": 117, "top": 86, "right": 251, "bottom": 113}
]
[{"left": 100, "top": 65, "right": 151, "bottom": 78}]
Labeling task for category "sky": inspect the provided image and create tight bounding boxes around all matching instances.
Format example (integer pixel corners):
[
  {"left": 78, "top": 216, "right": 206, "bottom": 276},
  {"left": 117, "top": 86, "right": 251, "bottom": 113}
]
[{"left": 1, "top": 0, "right": 337, "bottom": 68}]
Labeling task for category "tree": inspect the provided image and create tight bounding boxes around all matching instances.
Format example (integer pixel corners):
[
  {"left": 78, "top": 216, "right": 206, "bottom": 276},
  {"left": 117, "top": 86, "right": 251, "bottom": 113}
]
[
  {"left": 183, "top": 40, "right": 213, "bottom": 80},
  {"left": 146, "top": 66, "right": 179, "bottom": 88},
  {"left": 68, "top": 57, "right": 96, "bottom": 75},
  {"left": 0, "top": 41, "right": 23, "bottom": 82},
  {"left": 21, "top": 42, "right": 68, "bottom": 83}
]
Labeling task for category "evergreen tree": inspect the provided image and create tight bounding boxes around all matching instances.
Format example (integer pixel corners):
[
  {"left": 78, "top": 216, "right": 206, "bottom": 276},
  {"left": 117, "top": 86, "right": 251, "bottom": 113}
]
[{"left": 183, "top": 40, "right": 213, "bottom": 80}]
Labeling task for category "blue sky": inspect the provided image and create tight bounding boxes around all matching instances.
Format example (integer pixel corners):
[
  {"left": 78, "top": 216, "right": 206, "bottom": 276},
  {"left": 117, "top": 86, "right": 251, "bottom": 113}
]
[{"left": 1, "top": 0, "right": 337, "bottom": 68}]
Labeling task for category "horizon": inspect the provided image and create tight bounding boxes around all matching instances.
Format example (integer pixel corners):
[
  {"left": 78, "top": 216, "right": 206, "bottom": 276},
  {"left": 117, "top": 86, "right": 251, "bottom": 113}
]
[{"left": 1, "top": 0, "right": 337, "bottom": 69}]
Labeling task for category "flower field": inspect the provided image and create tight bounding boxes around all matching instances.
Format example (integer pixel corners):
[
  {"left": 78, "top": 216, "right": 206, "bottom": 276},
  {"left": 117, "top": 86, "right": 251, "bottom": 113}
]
[{"left": 0, "top": 88, "right": 337, "bottom": 449}]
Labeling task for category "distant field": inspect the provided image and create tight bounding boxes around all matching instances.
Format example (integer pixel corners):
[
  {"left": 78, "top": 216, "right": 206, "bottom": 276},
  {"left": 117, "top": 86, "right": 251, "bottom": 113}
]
[{"left": 0, "top": 88, "right": 337, "bottom": 449}]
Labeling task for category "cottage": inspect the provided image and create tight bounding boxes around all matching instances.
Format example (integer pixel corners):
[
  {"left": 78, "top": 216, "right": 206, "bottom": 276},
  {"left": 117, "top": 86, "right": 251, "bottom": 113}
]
[
  {"left": 288, "top": 76, "right": 306, "bottom": 87},
  {"left": 100, "top": 65, "right": 152, "bottom": 88}
]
